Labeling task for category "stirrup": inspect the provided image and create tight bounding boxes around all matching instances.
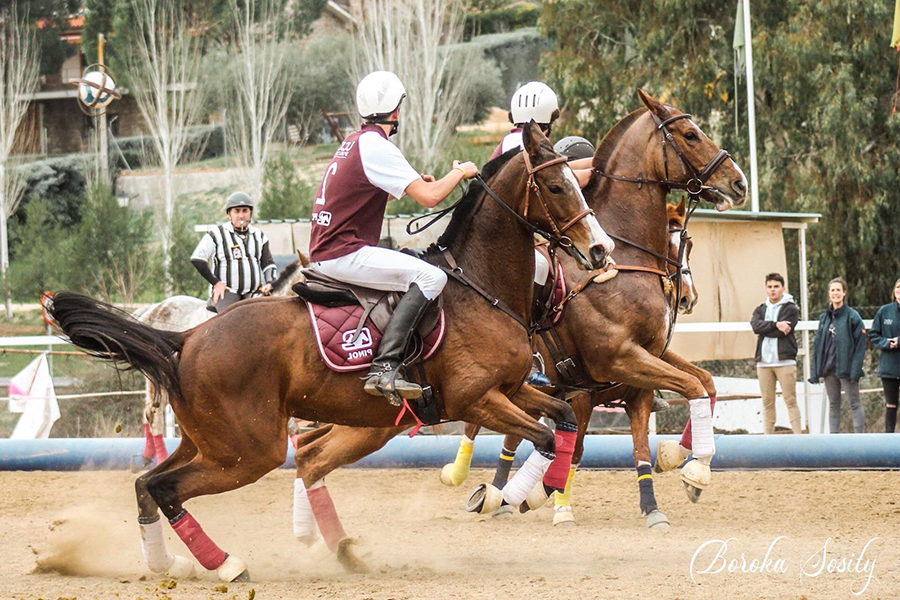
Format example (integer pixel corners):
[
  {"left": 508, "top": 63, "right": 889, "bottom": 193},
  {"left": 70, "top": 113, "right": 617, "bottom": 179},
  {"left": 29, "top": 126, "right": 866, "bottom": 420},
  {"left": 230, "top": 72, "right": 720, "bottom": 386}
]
[{"left": 364, "top": 364, "right": 421, "bottom": 405}]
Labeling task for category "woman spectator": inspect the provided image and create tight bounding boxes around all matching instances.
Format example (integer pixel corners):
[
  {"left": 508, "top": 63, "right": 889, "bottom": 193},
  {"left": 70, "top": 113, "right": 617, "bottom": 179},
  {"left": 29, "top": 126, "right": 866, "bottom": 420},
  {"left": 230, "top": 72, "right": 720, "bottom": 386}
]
[
  {"left": 809, "top": 277, "right": 867, "bottom": 433},
  {"left": 868, "top": 278, "right": 900, "bottom": 433}
]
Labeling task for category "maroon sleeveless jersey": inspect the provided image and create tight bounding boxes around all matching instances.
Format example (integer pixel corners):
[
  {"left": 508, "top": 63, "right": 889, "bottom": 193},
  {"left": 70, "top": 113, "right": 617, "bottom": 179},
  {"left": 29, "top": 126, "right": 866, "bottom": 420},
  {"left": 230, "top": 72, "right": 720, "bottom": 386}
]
[{"left": 309, "top": 125, "right": 393, "bottom": 262}]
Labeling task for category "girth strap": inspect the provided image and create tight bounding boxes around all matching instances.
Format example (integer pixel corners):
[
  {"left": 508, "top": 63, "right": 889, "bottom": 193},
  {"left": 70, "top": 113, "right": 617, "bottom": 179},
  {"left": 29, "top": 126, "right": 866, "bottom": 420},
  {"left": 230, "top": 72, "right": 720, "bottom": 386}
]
[{"left": 440, "top": 248, "right": 529, "bottom": 333}]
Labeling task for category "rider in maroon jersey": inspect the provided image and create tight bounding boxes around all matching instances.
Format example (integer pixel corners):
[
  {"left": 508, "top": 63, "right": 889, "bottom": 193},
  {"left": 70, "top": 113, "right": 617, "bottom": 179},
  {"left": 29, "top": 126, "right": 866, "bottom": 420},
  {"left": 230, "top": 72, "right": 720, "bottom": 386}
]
[{"left": 308, "top": 71, "right": 479, "bottom": 405}]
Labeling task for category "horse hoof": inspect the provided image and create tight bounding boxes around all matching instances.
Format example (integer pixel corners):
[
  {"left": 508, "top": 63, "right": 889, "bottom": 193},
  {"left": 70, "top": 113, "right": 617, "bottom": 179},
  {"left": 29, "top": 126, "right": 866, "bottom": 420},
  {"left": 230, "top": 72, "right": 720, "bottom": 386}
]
[
  {"left": 296, "top": 533, "right": 319, "bottom": 547},
  {"left": 654, "top": 440, "right": 686, "bottom": 473},
  {"left": 216, "top": 555, "right": 248, "bottom": 582},
  {"left": 683, "top": 481, "right": 704, "bottom": 504},
  {"left": 166, "top": 555, "right": 194, "bottom": 579},
  {"left": 440, "top": 463, "right": 464, "bottom": 487},
  {"left": 490, "top": 504, "right": 514, "bottom": 520},
  {"left": 521, "top": 483, "right": 550, "bottom": 513},
  {"left": 680, "top": 459, "right": 710, "bottom": 503},
  {"left": 336, "top": 538, "right": 370, "bottom": 574},
  {"left": 552, "top": 507, "right": 575, "bottom": 527},
  {"left": 645, "top": 510, "right": 670, "bottom": 532},
  {"left": 465, "top": 483, "right": 503, "bottom": 514}
]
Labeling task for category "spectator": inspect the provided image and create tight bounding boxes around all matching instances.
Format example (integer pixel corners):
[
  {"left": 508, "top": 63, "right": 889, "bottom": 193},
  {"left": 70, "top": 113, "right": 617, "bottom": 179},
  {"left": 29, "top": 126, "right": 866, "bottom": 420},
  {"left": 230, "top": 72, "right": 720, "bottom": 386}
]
[
  {"left": 750, "top": 273, "right": 802, "bottom": 434},
  {"left": 867, "top": 278, "right": 900, "bottom": 433},
  {"left": 809, "top": 277, "right": 867, "bottom": 433}
]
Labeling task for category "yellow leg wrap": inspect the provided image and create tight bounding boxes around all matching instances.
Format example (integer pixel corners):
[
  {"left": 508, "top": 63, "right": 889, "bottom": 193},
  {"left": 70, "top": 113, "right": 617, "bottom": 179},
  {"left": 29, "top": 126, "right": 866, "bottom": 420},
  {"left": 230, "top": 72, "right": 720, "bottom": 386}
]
[
  {"left": 553, "top": 465, "right": 577, "bottom": 508},
  {"left": 445, "top": 438, "right": 474, "bottom": 486}
]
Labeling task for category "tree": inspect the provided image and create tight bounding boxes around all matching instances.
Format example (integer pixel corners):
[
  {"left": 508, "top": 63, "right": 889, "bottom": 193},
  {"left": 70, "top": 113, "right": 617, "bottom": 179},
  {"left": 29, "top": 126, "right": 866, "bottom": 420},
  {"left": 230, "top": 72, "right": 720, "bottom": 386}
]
[
  {"left": 225, "top": 0, "right": 296, "bottom": 201},
  {"left": 351, "top": 0, "right": 479, "bottom": 173},
  {"left": 0, "top": 3, "right": 40, "bottom": 317},
  {"left": 124, "top": 0, "right": 206, "bottom": 296},
  {"left": 540, "top": 0, "right": 900, "bottom": 311}
]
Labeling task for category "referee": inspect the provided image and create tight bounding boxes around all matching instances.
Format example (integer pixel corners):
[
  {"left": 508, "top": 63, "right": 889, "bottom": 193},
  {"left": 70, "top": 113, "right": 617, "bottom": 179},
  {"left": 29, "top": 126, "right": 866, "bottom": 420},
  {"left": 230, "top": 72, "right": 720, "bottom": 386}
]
[{"left": 191, "top": 192, "right": 277, "bottom": 313}]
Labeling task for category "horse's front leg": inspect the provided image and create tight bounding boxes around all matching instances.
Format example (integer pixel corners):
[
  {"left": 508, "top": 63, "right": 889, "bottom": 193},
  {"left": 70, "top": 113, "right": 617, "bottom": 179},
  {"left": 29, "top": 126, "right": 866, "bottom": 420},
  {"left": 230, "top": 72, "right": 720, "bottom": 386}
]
[
  {"left": 627, "top": 389, "right": 671, "bottom": 531},
  {"left": 440, "top": 422, "right": 482, "bottom": 487},
  {"left": 550, "top": 391, "right": 593, "bottom": 526}
]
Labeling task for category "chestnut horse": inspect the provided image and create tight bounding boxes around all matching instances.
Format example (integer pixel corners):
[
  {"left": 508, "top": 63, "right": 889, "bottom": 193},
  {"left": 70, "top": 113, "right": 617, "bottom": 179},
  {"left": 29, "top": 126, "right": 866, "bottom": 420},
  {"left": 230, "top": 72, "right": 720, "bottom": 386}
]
[
  {"left": 441, "top": 91, "right": 746, "bottom": 529},
  {"left": 47, "top": 123, "right": 613, "bottom": 581}
]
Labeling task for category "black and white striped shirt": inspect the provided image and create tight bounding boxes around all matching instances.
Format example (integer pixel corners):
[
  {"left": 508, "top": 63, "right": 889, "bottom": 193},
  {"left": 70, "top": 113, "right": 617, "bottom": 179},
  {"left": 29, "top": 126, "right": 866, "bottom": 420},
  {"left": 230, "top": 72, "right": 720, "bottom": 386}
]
[{"left": 190, "top": 223, "right": 276, "bottom": 295}]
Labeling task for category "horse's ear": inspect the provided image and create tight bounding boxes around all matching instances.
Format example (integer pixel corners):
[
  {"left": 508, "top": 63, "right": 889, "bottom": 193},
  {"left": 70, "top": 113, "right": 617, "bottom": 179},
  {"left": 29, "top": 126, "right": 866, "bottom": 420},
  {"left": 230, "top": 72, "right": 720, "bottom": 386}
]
[
  {"left": 521, "top": 119, "right": 539, "bottom": 157},
  {"left": 297, "top": 250, "right": 309, "bottom": 267},
  {"left": 637, "top": 89, "right": 669, "bottom": 119},
  {"left": 677, "top": 197, "right": 686, "bottom": 217}
]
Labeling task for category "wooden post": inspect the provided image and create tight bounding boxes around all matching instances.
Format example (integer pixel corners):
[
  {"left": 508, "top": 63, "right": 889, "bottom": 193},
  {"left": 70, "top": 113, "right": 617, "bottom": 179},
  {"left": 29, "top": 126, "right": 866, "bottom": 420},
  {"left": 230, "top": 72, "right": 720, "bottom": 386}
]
[{"left": 98, "top": 34, "right": 110, "bottom": 184}]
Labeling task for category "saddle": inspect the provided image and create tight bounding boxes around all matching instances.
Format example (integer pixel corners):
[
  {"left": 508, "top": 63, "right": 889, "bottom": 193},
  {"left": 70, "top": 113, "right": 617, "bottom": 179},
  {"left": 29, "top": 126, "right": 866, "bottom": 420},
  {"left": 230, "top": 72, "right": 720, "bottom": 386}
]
[
  {"left": 292, "top": 269, "right": 445, "bottom": 373},
  {"left": 533, "top": 244, "right": 567, "bottom": 330}
]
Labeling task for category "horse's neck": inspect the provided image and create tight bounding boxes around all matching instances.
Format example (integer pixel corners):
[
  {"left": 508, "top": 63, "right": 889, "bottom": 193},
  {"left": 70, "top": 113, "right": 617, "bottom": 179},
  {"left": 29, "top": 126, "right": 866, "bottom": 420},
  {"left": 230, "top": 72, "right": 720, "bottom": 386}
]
[
  {"left": 444, "top": 170, "right": 534, "bottom": 318},
  {"left": 595, "top": 129, "right": 669, "bottom": 271}
]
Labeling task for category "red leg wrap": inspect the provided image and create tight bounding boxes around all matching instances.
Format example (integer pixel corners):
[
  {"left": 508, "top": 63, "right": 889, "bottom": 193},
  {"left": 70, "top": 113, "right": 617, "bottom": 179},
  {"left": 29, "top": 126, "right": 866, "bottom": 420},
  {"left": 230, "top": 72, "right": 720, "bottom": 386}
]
[
  {"left": 152, "top": 435, "right": 168, "bottom": 461},
  {"left": 680, "top": 396, "right": 716, "bottom": 450},
  {"left": 170, "top": 511, "right": 227, "bottom": 570},
  {"left": 543, "top": 429, "right": 577, "bottom": 489},
  {"left": 142, "top": 423, "right": 155, "bottom": 460},
  {"left": 307, "top": 486, "right": 347, "bottom": 552}
]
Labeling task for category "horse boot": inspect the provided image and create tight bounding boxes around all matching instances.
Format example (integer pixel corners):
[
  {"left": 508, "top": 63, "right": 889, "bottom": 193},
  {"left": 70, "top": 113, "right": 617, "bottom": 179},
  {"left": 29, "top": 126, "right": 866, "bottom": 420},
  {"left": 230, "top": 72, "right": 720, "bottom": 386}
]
[{"left": 364, "top": 284, "right": 431, "bottom": 405}]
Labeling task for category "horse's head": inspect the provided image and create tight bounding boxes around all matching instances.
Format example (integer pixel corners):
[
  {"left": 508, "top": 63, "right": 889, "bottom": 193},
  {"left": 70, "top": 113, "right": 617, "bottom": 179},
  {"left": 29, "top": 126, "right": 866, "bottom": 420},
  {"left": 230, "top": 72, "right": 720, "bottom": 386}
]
[
  {"left": 520, "top": 121, "right": 615, "bottom": 269},
  {"left": 637, "top": 89, "right": 747, "bottom": 212},
  {"left": 667, "top": 199, "right": 698, "bottom": 313}
]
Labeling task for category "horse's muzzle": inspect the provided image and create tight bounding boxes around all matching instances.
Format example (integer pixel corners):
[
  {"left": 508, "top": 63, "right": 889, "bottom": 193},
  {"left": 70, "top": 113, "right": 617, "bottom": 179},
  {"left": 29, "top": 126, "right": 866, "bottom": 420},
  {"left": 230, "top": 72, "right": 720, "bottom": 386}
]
[{"left": 590, "top": 245, "right": 610, "bottom": 270}]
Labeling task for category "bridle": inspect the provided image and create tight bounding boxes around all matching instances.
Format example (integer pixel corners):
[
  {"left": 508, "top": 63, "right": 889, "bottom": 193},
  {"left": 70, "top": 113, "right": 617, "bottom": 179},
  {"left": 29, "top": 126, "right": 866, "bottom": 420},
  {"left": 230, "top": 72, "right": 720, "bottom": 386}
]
[
  {"left": 593, "top": 111, "right": 731, "bottom": 351},
  {"left": 407, "top": 150, "right": 599, "bottom": 333}
]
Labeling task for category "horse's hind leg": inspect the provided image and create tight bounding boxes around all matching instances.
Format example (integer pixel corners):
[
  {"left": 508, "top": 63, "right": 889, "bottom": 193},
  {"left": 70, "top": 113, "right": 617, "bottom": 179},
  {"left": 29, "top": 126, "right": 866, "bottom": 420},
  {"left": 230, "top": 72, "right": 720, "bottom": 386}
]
[
  {"left": 145, "top": 438, "right": 286, "bottom": 582},
  {"left": 551, "top": 392, "right": 593, "bottom": 526},
  {"left": 440, "top": 423, "right": 481, "bottom": 487},
  {"left": 627, "top": 389, "right": 670, "bottom": 532},
  {"left": 293, "top": 424, "right": 402, "bottom": 573},
  {"left": 134, "top": 435, "right": 198, "bottom": 578}
]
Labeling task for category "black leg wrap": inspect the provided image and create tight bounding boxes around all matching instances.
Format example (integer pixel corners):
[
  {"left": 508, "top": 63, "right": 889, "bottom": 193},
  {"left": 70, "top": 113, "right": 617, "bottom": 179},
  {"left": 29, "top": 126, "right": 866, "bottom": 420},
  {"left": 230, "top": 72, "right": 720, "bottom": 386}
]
[
  {"left": 637, "top": 464, "right": 658, "bottom": 516},
  {"left": 537, "top": 449, "right": 555, "bottom": 461},
  {"left": 137, "top": 513, "right": 160, "bottom": 525},
  {"left": 491, "top": 448, "right": 516, "bottom": 488},
  {"left": 556, "top": 420, "right": 578, "bottom": 433}
]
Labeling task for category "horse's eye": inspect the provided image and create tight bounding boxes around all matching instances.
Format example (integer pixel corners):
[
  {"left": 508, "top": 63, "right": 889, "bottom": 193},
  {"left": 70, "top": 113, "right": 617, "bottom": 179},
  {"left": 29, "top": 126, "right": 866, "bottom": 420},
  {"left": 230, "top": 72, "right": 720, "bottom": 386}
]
[
  {"left": 684, "top": 131, "right": 699, "bottom": 141},
  {"left": 547, "top": 185, "right": 563, "bottom": 194}
]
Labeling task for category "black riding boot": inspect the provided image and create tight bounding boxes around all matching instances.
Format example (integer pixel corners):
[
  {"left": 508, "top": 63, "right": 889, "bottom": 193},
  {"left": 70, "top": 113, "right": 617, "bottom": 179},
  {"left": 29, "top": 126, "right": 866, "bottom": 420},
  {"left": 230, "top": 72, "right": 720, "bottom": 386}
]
[{"left": 364, "top": 284, "right": 432, "bottom": 405}]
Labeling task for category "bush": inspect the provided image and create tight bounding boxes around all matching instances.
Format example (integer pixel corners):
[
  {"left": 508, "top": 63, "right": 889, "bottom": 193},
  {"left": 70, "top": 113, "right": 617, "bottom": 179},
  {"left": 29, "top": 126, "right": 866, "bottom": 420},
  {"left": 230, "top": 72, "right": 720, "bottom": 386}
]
[
  {"left": 258, "top": 153, "right": 313, "bottom": 220},
  {"left": 464, "top": 3, "right": 541, "bottom": 39},
  {"left": 8, "top": 198, "right": 74, "bottom": 301},
  {"left": 116, "top": 125, "right": 225, "bottom": 170},
  {"left": 168, "top": 207, "right": 209, "bottom": 298}
]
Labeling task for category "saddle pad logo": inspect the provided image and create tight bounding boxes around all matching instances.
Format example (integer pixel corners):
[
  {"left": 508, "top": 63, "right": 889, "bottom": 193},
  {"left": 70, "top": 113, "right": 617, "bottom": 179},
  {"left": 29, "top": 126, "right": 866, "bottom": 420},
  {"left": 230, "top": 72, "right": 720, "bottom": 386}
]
[{"left": 341, "top": 327, "right": 373, "bottom": 352}]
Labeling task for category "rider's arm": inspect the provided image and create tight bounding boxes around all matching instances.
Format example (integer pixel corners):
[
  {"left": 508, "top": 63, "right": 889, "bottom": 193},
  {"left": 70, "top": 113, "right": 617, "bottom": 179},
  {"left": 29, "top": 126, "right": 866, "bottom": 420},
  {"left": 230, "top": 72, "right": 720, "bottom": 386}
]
[
  {"left": 190, "top": 233, "right": 221, "bottom": 286},
  {"left": 259, "top": 240, "right": 277, "bottom": 284},
  {"left": 573, "top": 168, "right": 592, "bottom": 189},
  {"left": 405, "top": 161, "right": 479, "bottom": 209},
  {"left": 568, "top": 157, "right": 593, "bottom": 170}
]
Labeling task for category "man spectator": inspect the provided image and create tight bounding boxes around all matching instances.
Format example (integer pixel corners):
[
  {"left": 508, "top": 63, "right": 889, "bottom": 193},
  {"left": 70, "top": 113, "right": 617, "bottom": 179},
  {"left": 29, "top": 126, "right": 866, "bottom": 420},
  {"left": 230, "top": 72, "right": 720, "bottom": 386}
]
[
  {"left": 191, "top": 192, "right": 277, "bottom": 313},
  {"left": 751, "top": 273, "right": 802, "bottom": 434}
]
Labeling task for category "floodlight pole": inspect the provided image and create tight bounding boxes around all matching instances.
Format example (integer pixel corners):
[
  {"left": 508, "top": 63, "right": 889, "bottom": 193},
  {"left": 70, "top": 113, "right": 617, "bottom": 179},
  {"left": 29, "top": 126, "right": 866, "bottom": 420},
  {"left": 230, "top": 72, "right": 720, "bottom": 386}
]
[{"left": 98, "top": 34, "right": 110, "bottom": 184}]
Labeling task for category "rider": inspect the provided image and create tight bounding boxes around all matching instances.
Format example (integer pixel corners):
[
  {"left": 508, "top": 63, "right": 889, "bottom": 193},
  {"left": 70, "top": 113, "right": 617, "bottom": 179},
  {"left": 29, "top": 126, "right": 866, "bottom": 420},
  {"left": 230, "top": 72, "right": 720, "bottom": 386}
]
[
  {"left": 491, "top": 83, "right": 595, "bottom": 386},
  {"left": 190, "top": 192, "right": 277, "bottom": 313},
  {"left": 308, "top": 70, "right": 479, "bottom": 404}
]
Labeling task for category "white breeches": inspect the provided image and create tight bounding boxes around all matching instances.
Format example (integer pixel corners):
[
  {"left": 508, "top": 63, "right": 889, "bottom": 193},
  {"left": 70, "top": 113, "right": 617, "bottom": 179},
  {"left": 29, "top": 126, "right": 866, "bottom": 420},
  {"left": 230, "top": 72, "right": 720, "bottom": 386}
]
[
  {"left": 313, "top": 245, "right": 448, "bottom": 300},
  {"left": 534, "top": 249, "right": 550, "bottom": 286}
]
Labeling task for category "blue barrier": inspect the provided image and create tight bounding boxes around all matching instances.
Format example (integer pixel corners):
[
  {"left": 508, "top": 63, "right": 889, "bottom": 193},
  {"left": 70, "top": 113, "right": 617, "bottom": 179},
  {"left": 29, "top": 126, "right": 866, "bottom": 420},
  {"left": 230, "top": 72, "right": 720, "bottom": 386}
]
[{"left": 1, "top": 434, "right": 900, "bottom": 471}]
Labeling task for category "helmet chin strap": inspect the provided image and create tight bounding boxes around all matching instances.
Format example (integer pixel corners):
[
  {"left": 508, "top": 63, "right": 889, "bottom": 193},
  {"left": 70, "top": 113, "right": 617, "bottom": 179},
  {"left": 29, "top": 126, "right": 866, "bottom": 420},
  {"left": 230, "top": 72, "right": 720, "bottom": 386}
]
[{"left": 367, "top": 118, "right": 399, "bottom": 136}]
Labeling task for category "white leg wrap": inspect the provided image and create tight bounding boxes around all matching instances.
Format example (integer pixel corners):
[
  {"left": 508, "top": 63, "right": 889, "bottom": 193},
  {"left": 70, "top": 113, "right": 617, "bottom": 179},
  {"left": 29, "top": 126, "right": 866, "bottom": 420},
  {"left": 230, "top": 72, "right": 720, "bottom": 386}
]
[
  {"left": 501, "top": 450, "right": 552, "bottom": 507},
  {"left": 293, "top": 478, "right": 320, "bottom": 542},
  {"left": 140, "top": 518, "right": 175, "bottom": 573},
  {"left": 689, "top": 397, "right": 716, "bottom": 459}
]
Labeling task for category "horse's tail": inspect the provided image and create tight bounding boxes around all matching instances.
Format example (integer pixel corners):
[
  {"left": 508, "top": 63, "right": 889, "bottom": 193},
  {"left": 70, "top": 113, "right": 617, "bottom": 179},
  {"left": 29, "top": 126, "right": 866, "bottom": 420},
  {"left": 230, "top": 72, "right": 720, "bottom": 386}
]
[{"left": 48, "top": 292, "right": 186, "bottom": 403}]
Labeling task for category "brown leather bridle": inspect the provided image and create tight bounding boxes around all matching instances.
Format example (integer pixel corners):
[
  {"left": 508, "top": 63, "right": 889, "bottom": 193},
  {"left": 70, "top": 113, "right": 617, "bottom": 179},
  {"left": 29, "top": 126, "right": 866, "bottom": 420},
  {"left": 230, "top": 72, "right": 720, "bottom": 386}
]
[{"left": 521, "top": 152, "right": 595, "bottom": 246}]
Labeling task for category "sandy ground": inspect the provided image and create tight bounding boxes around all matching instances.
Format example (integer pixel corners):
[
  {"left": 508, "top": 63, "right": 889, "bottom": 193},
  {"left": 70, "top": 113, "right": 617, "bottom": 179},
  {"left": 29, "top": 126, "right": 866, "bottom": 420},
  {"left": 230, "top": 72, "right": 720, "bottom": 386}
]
[{"left": 1, "top": 468, "right": 898, "bottom": 600}]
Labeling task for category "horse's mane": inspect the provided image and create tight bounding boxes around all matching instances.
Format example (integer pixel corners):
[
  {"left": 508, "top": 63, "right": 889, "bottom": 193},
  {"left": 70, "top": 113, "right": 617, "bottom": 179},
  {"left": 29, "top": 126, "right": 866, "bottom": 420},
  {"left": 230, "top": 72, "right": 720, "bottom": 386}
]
[
  {"left": 428, "top": 147, "right": 521, "bottom": 254},
  {"left": 271, "top": 261, "right": 300, "bottom": 295},
  {"left": 592, "top": 107, "right": 648, "bottom": 173}
]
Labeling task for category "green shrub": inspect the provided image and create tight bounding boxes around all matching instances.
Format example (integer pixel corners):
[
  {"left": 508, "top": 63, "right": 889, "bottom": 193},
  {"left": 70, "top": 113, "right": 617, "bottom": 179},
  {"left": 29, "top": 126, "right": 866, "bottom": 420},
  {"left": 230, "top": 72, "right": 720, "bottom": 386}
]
[
  {"left": 464, "top": 3, "right": 541, "bottom": 39},
  {"left": 8, "top": 198, "right": 74, "bottom": 301},
  {"left": 258, "top": 153, "right": 313, "bottom": 220},
  {"left": 168, "top": 207, "right": 209, "bottom": 298}
]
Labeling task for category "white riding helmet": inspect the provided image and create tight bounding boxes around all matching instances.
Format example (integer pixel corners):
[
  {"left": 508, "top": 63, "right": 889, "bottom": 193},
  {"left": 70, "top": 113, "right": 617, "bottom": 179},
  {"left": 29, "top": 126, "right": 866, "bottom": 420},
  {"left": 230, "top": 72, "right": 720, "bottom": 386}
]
[
  {"left": 510, "top": 82, "right": 559, "bottom": 125},
  {"left": 356, "top": 71, "right": 407, "bottom": 120}
]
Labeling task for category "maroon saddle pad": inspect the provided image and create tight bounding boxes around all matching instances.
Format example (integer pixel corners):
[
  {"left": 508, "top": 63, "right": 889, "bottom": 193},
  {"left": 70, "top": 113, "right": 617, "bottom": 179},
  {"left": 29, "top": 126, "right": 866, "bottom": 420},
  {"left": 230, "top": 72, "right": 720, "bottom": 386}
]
[{"left": 306, "top": 302, "right": 446, "bottom": 372}]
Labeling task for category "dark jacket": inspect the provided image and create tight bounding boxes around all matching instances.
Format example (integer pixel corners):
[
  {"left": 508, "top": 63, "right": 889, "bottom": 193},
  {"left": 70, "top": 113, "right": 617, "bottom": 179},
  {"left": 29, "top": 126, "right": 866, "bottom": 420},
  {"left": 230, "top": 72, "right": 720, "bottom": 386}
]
[
  {"left": 868, "top": 301, "right": 900, "bottom": 379},
  {"left": 751, "top": 299, "right": 799, "bottom": 363},
  {"left": 810, "top": 304, "right": 867, "bottom": 382}
]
